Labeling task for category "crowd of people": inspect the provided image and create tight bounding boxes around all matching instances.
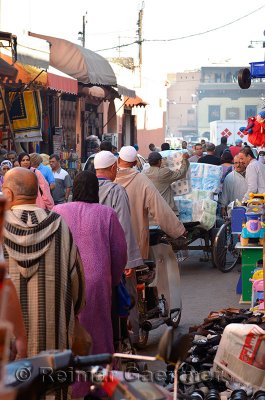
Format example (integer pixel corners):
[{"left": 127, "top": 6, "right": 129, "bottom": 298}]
[
  {"left": 149, "top": 137, "right": 265, "bottom": 217},
  {"left": 0, "top": 143, "right": 187, "bottom": 399},
  {"left": 1, "top": 137, "right": 265, "bottom": 399}
]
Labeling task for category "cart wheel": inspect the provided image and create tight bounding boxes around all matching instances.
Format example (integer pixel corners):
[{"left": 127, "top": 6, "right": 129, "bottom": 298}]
[
  {"left": 213, "top": 221, "right": 240, "bottom": 272},
  {"left": 210, "top": 227, "right": 221, "bottom": 267},
  {"left": 238, "top": 68, "right": 251, "bottom": 89}
]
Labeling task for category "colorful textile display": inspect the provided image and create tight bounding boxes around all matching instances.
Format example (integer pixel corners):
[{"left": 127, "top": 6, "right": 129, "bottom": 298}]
[{"left": 9, "top": 90, "right": 42, "bottom": 142}]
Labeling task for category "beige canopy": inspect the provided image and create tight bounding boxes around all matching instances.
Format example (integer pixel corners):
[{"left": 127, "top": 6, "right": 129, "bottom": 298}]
[{"left": 29, "top": 32, "right": 117, "bottom": 86}]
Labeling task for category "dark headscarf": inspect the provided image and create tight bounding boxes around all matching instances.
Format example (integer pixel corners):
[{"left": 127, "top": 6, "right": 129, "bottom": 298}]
[
  {"left": 221, "top": 150, "right": 233, "bottom": 164},
  {"left": 72, "top": 171, "right": 99, "bottom": 203},
  {"left": 18, "top": 152, "right": 30, "bottom": 167}
]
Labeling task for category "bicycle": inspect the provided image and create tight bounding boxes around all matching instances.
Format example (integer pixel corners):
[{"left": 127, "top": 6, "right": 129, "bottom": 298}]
[{"left": 212, "top": 216, "right": 240, "bottom": 273}]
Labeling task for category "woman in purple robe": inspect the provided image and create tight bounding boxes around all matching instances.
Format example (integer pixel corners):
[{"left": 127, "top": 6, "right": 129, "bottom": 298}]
[{"left": 53, "top": 171, "right": 127, "bottom": 356}]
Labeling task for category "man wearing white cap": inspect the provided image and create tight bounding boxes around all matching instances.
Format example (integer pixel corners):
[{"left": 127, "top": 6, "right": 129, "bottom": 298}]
[
  {"left": 116, "top": 146, "right": 186, "bottom": 259},
  {"left": 94, "top": 150, "right": 143, "bottom": 347},
  {"left": 94, "top": 151, "right": 143, "bottom": 269}
]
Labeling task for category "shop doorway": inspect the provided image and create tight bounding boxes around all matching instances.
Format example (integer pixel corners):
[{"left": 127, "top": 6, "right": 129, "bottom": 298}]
[{"left": 122, "top": 109, "right": 136, "bottom": 146}]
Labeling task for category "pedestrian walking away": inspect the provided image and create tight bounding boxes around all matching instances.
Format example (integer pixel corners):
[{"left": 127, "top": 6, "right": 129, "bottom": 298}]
[{"left": 2, "top": 168, "right": 85, "bottom": 358}]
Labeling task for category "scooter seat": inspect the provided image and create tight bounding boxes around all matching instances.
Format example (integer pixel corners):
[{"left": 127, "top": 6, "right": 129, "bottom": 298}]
[
  {"left": 135, "top": 265, "right": 156, "bottom": 285},
  {"left": 143, "top": 259, "right": 155, "bottom": 269}
]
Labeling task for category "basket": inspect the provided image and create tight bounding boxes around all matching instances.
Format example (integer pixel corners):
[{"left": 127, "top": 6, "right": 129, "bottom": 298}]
[{"left": 250, "top": 61, "right": 265, "bottom": 78}]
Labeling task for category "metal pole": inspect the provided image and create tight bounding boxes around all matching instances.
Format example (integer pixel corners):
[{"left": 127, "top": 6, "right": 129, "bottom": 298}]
[
  {"left": 0, "top": 86, "right": 18, "bottom": 153},
  {"left": 82, "top": 15, "right": 85, "bottom": 48}
]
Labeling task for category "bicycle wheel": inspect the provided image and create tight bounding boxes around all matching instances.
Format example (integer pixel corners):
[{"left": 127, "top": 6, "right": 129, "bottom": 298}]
[{"left": 213, "top": 221, "right": 240, "bottom": 272}]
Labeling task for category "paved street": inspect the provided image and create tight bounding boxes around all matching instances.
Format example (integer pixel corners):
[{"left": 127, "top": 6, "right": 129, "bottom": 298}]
[{"left": 138, "top": 247, "right": 244, "bottom": 370}]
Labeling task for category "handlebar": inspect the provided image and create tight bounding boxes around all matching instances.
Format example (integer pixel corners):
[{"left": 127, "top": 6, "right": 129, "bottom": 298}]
[{"left": 74, "top": 353, "right": 112, "bottom": 368}]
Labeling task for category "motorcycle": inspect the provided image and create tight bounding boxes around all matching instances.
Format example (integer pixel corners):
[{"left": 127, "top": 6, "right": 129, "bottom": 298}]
[
  {"left": 3, "top": 327, "right": 191, "bottom": 400},
  {"left": 135, "top": 226, "right": 182, "bottom": 348}
]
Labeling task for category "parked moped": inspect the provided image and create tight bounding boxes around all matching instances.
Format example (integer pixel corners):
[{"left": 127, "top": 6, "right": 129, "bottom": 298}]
[
  {"left": 3, "top": 327, "right": 191, "bottom": 400},
  {"left": 136, "top": 227, "right": 182, "bottom": 348}
]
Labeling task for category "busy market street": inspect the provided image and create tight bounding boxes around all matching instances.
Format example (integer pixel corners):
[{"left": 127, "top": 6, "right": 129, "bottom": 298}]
[{"left": 1, "top": 1, "right": 265, "bottom": 399}]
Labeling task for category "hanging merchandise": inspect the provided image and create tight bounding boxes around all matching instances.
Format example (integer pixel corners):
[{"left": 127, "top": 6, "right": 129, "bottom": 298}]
[
  {"left": 9, "top": 90, "right": 43, "bottom": 142},
  {"left": 59, "top": 148, "right": 79, "bottom": 181},
  {"left": 239, "top": 111, "right": 265, "bottom": 147}
]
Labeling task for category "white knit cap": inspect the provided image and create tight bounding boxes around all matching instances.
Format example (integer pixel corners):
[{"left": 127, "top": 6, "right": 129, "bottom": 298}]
[
  {"left": 94, "top": 151, "right": 117, "bottom": 169},
  {"left": 119, "top": 146, "right": 137, "bottom": 162}
]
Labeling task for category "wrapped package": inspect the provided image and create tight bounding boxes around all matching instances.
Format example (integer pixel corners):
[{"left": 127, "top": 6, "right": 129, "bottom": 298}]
[
  {"left": 174, "top": 198, "right": 193, "bottom": 222},
  {"left": 193, "top": 198, "right": 217, "bottom": 230},
  {"left": 190, "top": 163, "right": 204, "bottom": 178},
  {"left": 190, "top": 162, "right": 222, "bottom": 193},
  {"left": 197, "top": 212, "right": 216, "bottom": 230},
  {"left": 191, "top": 178, "right": 203, "bottom": 191},
  {"left": 203, "top": 163, "right": 223, "bottom": 179},
  {"left": 171, "top": 179, "right": 190, "bottom": 195},
  {"left": 203, "top": 177, "right": 221, "bottom": 192},
  {"left": 174, "top": 195, "right": 217, "bottom": 229},
  {"left": 195, "top": 190, "right": 214, "bottom": 200},
  {"left": 160, "top": 150, "right": 191, "bottom": 195},
  {"left": 213, "top": 324, "right": 265, "bottom": 390}
]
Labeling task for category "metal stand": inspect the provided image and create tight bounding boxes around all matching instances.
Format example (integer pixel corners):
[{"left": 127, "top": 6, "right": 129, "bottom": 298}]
[{"left": 0, "top": 86, "right": 17, "bottom": 152}]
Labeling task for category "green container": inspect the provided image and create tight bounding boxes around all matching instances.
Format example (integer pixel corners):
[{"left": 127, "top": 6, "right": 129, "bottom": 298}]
[{"left": 241, "top": 248, "right": 263, "bottom": 301}]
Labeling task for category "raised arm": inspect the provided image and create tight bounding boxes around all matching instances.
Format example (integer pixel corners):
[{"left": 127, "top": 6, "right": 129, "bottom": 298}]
[{"left": 147, "top": 182, "right": 185, "bottom": 239}]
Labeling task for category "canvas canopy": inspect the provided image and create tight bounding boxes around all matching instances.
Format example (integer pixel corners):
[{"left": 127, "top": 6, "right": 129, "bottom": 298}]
[{"left": 29, "top": 32, "right": 117, "bottom": 86}]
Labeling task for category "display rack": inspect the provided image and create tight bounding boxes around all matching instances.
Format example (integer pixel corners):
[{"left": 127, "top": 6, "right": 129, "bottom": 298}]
[{"left": 236, "top": 242, "right": 265, "bottom": 308}]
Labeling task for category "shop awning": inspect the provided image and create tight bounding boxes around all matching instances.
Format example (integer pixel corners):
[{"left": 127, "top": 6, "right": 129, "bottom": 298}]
[
  {"left": 16, "top": 35, "right": 50, "bottom": 69},
  {"left": 0, "top": 57, "right": 18, "bottom": 79},
  {"left": 0, "top": 53, "right": 47, "bottom": 86},
  {"left": 117, "top": 84, "right": 136, "bottom": 98},
  {"left": 124, "top": 95, "right": 148, "bottom": 107},
  {"left": 47, "top": 66, "right": 78, "bottom": 94},
  {"left": 29, "top": 32, "right": 117, "bottom": 86}
]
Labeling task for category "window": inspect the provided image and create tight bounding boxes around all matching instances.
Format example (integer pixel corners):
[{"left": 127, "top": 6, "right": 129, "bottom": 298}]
[
  {"left": 215, "top": 73, "right": 221, "bottom": 83},
  {"left": 208, "top": 105, "right": 220, "bottom": 122},
  {"left": 226, "top": 107, "right": 239, "bottom": 119},
  {"left": 245, "top": 105, "right": 257, "bottom": 119}
]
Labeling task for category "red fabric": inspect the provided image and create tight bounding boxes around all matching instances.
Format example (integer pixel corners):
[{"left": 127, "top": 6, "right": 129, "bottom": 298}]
[
  {"left": 229, "top": 145, "right": 241, "bottom": 158},
  {"left": 242, "top": 117, "right": 265, "bottom": 147},
  {"left": 47, "top": 72, "right": 78, "bottom": 94}
]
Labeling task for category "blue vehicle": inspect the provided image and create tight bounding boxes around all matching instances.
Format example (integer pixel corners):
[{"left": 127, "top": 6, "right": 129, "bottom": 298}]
[{"left": 238, "top": 61, "right": 265, "bottom": 89}]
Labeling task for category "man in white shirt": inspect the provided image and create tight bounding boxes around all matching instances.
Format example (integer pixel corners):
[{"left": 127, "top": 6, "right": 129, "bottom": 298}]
[
  {"left": 238, "top": 147, "right": 265, "bottom": 202},
  {"left": 189, "top": 143, "right": 203, "bottom": 162},
  {"left": 220, "top": 154, "right": 247, "bottom": 216}
]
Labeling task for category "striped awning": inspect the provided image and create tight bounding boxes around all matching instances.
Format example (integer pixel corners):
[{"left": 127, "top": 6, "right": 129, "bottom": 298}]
[
  {"left": 124, "top": 95, "right": 148, "bottom": 107},
  {"left": 47, "top": 66, "right": 78, "bottom": 95}
]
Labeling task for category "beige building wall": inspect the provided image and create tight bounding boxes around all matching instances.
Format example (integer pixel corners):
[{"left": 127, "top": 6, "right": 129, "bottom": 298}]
[
  {"left": 197, "top": 96, "right": 262, "bottom": 136},
  {"left": 167, "top": 70, "right": 201, "bottom": 137}
]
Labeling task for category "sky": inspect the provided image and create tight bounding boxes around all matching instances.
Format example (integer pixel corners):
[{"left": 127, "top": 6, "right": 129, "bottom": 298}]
[{"left": 1, "top": 0, "right": 265, "bottom": 73}]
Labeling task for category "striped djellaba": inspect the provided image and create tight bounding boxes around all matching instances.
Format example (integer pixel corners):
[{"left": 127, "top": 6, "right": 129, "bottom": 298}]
[{"left": 3, "top": 206, "right": 85, "bottom": 358}]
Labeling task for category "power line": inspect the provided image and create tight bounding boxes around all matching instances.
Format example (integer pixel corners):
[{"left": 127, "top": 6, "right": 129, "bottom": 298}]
[
  {"left": 144, "top": 4, "right": 265, "bottom": 42},
  {"left": 94, "top": 40, "right": 138, "bottom": 52},
  {"left": 95, "top": 4, "right": 265, "bottom": 52}
]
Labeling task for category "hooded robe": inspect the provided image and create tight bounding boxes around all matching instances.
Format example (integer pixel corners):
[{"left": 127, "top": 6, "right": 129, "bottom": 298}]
[{"left": 3, "top": 205, "right": 85, "bottom": 357}]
